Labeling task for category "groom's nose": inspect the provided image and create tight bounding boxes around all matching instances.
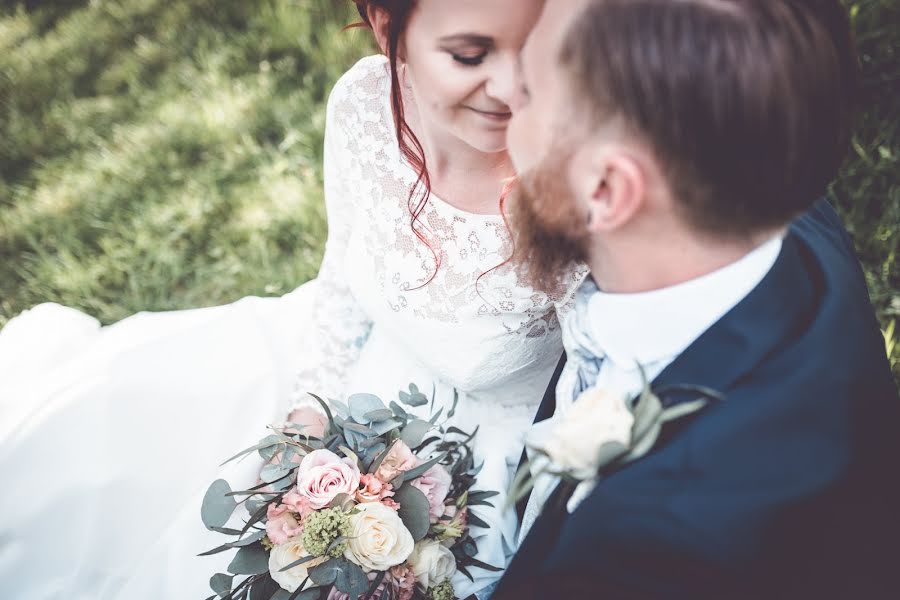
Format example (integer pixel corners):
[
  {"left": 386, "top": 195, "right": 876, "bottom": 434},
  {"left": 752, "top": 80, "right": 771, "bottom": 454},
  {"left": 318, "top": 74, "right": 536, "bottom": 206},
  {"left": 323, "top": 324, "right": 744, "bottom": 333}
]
[{"left": 483, "top": 53, "right": 518, "bottom": 108}]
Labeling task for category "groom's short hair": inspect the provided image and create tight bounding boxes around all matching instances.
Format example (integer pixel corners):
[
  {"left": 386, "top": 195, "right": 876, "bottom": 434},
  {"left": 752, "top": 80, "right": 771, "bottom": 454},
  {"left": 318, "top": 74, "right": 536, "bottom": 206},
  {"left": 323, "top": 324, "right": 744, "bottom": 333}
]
[{"left": 561, "top": 0, "right": 858, "bottom": 236}]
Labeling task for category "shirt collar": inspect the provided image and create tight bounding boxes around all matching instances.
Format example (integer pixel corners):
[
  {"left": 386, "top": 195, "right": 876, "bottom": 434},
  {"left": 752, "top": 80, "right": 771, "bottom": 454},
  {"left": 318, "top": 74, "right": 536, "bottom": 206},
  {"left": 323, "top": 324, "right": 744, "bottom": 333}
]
[{"left": 570, "top": 235, "right": 784, "bottom": 371}]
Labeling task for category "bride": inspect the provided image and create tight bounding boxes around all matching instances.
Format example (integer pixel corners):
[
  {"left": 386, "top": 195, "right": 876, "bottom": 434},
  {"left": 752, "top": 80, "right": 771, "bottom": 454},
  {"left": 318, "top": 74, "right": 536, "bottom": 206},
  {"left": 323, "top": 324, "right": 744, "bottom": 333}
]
[{"left": 0, "top": 1, "right": 583, "bottom": 598}]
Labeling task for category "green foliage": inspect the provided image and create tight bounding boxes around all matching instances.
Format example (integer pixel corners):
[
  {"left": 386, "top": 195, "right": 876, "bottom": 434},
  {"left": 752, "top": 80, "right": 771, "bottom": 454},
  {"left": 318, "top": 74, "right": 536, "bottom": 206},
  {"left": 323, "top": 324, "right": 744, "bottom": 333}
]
[
  {"left": 0, "top": 1, "right": 896, "bottom": 381},
  {"left": 833, "top": 1, "right": 899, "bottom": 379},
  {"left": 0, "top": 0, "right": 372, "bottom": 326}
]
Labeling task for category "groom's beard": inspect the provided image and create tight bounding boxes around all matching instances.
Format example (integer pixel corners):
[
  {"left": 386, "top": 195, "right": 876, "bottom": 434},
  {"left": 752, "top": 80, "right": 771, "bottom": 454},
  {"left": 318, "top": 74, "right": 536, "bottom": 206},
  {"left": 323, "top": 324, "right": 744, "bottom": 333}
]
[{"left": 508, "top": 153, "right": 591, "bottom": 294}]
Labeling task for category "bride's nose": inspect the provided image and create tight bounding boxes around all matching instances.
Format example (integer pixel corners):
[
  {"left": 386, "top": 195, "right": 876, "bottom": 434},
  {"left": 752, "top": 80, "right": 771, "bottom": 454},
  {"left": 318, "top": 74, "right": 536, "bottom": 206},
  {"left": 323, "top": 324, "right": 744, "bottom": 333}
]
[{"left": 483, "top": 53, "right": 518, "bottom": 108}]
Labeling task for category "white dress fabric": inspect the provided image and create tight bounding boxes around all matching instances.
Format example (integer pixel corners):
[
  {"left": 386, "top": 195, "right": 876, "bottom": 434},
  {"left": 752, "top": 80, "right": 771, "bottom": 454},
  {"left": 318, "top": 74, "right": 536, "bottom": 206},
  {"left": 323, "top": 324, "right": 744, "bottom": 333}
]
[{"left": 0, "top": 55, "right": 585, "bottom": 600}]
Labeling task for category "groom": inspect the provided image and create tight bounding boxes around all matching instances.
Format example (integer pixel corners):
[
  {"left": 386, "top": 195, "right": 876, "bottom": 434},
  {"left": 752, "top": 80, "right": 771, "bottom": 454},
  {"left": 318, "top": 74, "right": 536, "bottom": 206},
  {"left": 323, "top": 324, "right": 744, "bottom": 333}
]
[{"left": 494, "top": 1, "right": 899, "bottom": 598}]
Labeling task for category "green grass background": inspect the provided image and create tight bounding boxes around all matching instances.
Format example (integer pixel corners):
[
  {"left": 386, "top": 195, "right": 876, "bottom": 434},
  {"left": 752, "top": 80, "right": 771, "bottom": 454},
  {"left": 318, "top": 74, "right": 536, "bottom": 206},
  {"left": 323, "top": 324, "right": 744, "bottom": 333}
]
[{"left": 1, "top": 0, "right": 897, "bottom": 380}]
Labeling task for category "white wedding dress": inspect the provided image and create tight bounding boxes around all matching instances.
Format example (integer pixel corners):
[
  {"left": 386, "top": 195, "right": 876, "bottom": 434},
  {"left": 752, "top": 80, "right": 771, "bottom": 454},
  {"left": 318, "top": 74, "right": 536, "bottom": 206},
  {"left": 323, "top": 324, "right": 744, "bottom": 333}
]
[{"left": 0, "top": 55, "right": 584, "bottom": 600}]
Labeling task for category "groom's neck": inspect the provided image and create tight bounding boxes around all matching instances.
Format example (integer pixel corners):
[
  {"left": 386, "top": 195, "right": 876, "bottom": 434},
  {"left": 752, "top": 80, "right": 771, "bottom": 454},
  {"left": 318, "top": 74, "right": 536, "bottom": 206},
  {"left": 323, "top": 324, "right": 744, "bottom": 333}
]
[{"left": 585, "top": 223, "right": 784, "bottom": 295}]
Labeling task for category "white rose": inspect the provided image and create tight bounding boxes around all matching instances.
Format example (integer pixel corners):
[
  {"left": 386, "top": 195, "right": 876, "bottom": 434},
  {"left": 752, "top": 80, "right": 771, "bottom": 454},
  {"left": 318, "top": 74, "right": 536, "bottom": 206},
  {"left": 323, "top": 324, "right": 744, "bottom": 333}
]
[
  {"left": 540, "top": 386, "right": 634, "bottom": 479},
  {"left": 268, "top": 536, "right": 327, "bottom": 593},
  {"left": 407, "top": 539, "right": 457, "bottom": 590},
  {"left": 344, "top": 502, "right": 415, "bottom": 571}
]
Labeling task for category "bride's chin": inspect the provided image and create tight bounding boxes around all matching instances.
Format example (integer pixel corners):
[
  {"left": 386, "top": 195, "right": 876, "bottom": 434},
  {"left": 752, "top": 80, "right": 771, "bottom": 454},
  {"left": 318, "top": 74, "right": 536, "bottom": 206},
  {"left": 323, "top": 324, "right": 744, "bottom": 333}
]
[{"left": 455, "top": 124, "right": 510, "bottom": 155}]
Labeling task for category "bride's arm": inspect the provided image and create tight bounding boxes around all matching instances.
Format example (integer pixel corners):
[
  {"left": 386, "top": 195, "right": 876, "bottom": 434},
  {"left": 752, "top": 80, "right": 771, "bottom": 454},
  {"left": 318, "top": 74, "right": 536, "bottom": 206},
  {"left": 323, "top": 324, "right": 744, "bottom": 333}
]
[{"left": 286, "top": 74, "right": 373, "bottom": 422}]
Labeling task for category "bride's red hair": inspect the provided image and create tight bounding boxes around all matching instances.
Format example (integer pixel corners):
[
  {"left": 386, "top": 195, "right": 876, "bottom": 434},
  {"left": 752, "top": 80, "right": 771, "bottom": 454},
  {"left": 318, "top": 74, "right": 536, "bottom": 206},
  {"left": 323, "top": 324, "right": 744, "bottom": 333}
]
[{"left": 349, "top": 1, "right": 441, "bottom": 286}]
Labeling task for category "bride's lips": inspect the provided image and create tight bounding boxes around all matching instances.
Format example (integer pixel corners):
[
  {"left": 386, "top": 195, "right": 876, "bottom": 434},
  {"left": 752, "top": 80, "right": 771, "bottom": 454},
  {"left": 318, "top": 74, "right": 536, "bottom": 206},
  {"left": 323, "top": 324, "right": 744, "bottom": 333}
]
[{"left": 467, "top": 106, "right": 513, "bottom": 123}]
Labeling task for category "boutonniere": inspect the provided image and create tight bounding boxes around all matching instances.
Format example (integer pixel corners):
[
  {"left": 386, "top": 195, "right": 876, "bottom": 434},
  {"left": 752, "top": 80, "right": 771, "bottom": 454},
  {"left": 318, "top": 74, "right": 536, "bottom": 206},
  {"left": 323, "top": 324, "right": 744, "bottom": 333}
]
[{"left": 510, "top": 377, "right": 724, "bottom": 513}]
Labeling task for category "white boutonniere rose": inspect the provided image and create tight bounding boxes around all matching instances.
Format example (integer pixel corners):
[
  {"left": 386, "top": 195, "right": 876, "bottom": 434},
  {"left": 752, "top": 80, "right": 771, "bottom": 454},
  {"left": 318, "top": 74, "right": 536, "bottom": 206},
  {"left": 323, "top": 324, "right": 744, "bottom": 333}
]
[
  {"left": 540, "top": 387, "right": 634, "bottom": 480},
  {"left": 512, "top": 380, "right": 719, "bottom": 514}
]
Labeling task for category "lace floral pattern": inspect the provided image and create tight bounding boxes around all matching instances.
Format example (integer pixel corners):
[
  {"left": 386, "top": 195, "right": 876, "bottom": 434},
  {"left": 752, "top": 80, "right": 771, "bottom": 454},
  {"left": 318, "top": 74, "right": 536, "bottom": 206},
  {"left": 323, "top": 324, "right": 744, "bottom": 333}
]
[{"left": 290, "top": 55, "right": 587, "bottom": 410}]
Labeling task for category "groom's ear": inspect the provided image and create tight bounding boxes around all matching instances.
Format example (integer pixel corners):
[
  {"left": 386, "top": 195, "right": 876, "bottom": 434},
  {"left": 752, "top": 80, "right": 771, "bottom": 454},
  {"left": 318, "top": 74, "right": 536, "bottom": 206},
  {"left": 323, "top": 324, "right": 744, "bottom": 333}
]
[{"left": 583, "top": 148, "right": 646, "bottom": 233}]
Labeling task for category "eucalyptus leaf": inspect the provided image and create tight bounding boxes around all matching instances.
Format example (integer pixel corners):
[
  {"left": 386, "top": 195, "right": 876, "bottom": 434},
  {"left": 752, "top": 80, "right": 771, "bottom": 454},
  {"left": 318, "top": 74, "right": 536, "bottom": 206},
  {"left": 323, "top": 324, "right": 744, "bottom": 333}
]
[
  {"left": 660, "top": 398, "right": 710, "bottom": 423},
  {"left": 349, "top": 393, "right": 387, "bottom": 423},
  {"left": 467, "top": 510, "right": 489, "bottom": 529},
  {"left": 389, "top": 401, "right": 409, "bottom": 420},
  {"left": 260, "top": 464, "right": 290, "bottom": 484},
  {"left": 308, "top": 393, "right": 335, "bottom": 435},
  {"left": 308, "top": 558, "right": 339, "bottom": 586},
  {"left": 467, "top": 490, "right": 500, "bottom": 502},
  {"left": 400, "top": 419, "right": 432, "bottom": 448},
  {"left": 289, "top": 588, "right": 325, "bottom": 600},
  {"left": 465, "top": 557, "right": 504, "bottom": 572},
  {"left": 428, "top": 407, "right": 443, "bottom": 425},
  {"left": 343, "top": 421, "right": 378, "bottom": 437},
  {"left": 401, "top": 452, "right": 448, "bottom": 481},
  {"left": 249, "top": 573, "right": 281, "bottom": 598},
  {"left": 330, "top": 398, "right": 351, "bottom": 420},
  {"left": 210, "top": 573, "right": 233, "bottom": 597},
  {"left": 198, "top": 542, "right": 235, "bottom": 557},
  {"left": 321, "top": 557, "right": 368, "bottom": 597},
  {"left": 630, "top": 388, "right": 663, "bottom": 441},
  {"left": 227, "top": 544, "right": 270, "bottom": 575},
  {"left": 364, "top": 408, "right": 395, "bottom": 422},
  {"left": 618, "top": 421, "right": 663, "bottom": 468},
  {"left": 394, "top": 484, "right": 431, "bottom": 540},
  {"left": 201, "top": 479, "right": 238, "bottom": 530},
  {"left": 240, "top": 500, "right": 274, "bottom": 537},
  {"left": 230, "top": 530, "right": 267, "bottom": 548},
  {"left": 368, "top": 441, "right": 396, "bottom": 475},
  {"left": 220, "top": 435, "right": 283, "bottom": 466},
  {"left": 398, "top": 386, "right": 428, "bottom": 407},
  {"left": 447, "top": 389, "right": 459, "bottom": 419},
  {"left": 338, "top": 445, "right": 360, "bottom": 467},
  {"left": 594, "top": 440, "right": 629, "bottom": 471},
  {"left": 328, "top": 493, "right": 355, "bottom": 511},
  {"left": 278, "top": 554, "right": 323, "bottom": 572},
  {"left": 259, "top": 444, "right": 280, "bottom": 462},
  {"left": 369, "top": 418, "right": 404, "bottom": 437},
  {"left": 208, "top": 526, "right": 243, "bottom": 536},
  {"left": 362, "top": 442, "right": 387, "bottom": 471}
]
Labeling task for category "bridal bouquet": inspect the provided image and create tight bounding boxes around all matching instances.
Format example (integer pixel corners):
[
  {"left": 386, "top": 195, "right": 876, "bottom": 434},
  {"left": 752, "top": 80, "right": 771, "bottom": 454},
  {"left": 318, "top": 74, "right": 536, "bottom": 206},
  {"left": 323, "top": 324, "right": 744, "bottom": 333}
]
[{"left": 201, "top": 385, "right": 499, "bottom": 600}]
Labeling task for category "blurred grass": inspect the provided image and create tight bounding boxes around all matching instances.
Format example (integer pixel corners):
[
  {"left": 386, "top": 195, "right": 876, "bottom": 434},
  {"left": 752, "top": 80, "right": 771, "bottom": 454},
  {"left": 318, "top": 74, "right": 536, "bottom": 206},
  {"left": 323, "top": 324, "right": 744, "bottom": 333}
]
[
  {"left": 0, "top": 0, "right": 372, "bottom": 325},
  {"left": 0, "top": 0, "right": 897, "bottom": 380}
]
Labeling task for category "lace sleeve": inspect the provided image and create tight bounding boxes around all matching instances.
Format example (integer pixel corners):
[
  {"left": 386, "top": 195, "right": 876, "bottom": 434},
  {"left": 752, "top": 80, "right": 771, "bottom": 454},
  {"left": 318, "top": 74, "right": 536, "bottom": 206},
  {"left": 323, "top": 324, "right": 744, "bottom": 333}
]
[{"left": 288, "top": 73, "right": 373, "bottom": 412}]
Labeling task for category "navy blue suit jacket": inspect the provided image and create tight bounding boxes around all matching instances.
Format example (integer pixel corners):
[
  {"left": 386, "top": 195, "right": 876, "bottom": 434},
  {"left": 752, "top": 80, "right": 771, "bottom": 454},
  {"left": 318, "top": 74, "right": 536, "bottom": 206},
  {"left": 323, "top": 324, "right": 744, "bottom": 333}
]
[{"left": 494, "top": 201, "right": 899, "bottom": 599}]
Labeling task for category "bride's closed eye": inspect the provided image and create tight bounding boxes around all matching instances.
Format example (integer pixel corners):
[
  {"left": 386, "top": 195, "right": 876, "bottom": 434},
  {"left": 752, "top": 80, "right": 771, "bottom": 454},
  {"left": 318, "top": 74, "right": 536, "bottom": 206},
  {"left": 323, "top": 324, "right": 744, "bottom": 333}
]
[{"left": 450, "top": 51, "right": 488, "bottom": 66}]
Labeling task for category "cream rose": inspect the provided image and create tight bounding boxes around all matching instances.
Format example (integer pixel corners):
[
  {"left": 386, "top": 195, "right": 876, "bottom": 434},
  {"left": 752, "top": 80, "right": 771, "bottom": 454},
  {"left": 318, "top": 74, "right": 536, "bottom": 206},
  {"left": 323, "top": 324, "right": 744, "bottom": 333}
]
[
  {"left": 269, "top": 537, "right": 328, "bottom": 593},
  {"left": 344, "top": 501, "right": 415, "bottom": 571},
  {"left": 295, "top": 449, "right": 362, "bottom": 509},
  {"left": 540, "top": 386, "right": 634, "bottom": 479},
  {"left": 407, "top": 539, "right": 456, "bottom": 590}
]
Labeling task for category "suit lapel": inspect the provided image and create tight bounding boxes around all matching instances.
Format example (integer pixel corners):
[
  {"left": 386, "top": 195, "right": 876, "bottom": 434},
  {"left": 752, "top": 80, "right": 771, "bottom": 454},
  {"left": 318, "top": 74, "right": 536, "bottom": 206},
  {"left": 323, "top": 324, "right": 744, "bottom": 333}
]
[
  {"left": 650, "top": 232, "right": 818, "bottom": 399},
  {"left": 505, "top": 231, "right": 820, "bottom": 586}
]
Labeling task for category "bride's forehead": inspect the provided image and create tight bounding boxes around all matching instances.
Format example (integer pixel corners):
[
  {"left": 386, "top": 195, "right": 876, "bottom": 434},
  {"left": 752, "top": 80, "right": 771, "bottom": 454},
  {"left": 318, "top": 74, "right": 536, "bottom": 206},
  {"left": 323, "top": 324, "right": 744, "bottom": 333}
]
[{"left": 409, "top": 0, "right": 544, "bottom": 40}]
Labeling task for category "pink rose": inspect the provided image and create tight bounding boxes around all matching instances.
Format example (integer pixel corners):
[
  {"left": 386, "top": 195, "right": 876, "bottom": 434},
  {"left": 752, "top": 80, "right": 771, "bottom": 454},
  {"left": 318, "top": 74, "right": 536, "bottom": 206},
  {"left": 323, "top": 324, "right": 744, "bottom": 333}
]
[
  {"left": 390, "top": 564, "right": 416, "bottom": 600},
  {"left": 286, "top": 406, "right": 329, "bottom": 439},
  {"left": 266, "top": 503, "right": 302, "bottom": 545},
  {"left": 295, "top": 449, "right": 361, "bottom": 509},
  {"left": 374, "top": 441, "right": 420, "bottom": 483},
  {"left": 281, "top": 490, "right": 314, "bottom": 520},
  {"left": 381, "top": 498, "right": 401, "bottom": 511},
  {"left": 357, "top": 474, "right": 395, "bottom": 504},
  {"left": 409, "top": 464, "right": 452, "bottom": 522}
]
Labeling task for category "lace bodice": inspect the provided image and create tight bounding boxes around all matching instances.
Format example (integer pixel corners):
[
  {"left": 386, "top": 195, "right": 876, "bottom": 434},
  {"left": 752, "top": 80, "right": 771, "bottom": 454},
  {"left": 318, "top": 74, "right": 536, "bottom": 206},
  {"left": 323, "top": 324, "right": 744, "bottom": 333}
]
[{"left": 290, "top": 55, "right": 586, "bottom": 410}]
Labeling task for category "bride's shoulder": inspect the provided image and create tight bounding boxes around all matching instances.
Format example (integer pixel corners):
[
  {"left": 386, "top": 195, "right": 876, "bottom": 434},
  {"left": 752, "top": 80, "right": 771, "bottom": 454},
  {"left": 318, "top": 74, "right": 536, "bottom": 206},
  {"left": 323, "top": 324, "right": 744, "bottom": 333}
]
[{"left": 328, "top": 54, "right": 390, "bottom": 113}]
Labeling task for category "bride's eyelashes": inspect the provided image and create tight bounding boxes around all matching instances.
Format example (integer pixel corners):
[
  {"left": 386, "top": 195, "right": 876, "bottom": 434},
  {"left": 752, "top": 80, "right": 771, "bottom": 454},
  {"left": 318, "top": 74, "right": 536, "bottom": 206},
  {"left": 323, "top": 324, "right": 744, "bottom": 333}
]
[{"left": 450, "top": 51, "right": 487, "bottom": 67}]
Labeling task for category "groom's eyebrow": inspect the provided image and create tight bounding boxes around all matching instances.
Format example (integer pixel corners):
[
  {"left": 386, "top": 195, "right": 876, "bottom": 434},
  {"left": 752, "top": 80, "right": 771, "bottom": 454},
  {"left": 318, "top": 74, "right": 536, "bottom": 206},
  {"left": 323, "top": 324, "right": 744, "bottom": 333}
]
[{"left": 438, "top": 33, "right": 494, "bottom": 46}]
